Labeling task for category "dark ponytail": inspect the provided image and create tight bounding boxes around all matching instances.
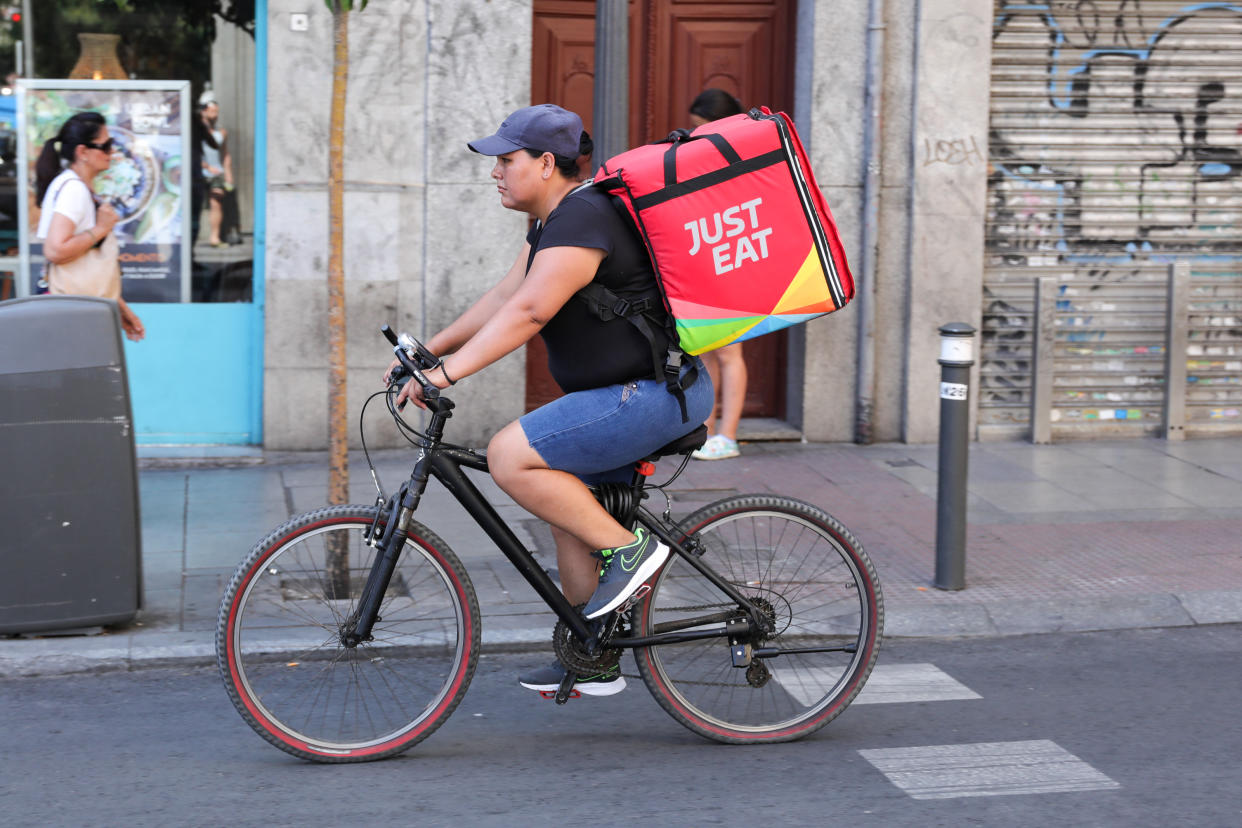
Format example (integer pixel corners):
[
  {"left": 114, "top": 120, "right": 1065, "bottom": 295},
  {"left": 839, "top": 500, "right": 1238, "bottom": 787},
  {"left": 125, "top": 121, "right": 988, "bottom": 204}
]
[
  {"left": 576, "top": 129, "right": 594, "bottom": 162},
  {"left": 525, "top": 130, "right": 595, "bottom": 179},
  {"left": 35, "top": 112, "right": 107, "bottom": 203}
]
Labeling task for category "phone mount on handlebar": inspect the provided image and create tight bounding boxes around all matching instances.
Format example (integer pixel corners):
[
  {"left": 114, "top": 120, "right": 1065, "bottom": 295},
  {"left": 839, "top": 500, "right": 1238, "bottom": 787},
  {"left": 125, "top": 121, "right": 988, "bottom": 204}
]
[
  {"left": 381, "top": 325, "right": 454, "bottom": 416},
  {"left": 383, "top": 324, "right": 440, "bottom": 370}
]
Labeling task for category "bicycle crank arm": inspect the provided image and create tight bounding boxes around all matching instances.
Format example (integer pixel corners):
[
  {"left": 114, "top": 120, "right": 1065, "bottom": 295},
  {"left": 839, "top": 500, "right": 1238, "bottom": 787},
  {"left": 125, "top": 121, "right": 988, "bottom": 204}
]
[{"left": 752, "top": 644, "right": 859, "bottom": 658}]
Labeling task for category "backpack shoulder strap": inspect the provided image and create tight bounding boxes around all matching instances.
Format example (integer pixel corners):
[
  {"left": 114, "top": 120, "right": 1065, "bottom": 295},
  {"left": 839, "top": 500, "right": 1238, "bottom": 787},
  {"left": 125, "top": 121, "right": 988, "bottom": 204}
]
[
  {"left": 575, "top": 282, "right": 698, "bottom": 422},
  {"left": 573, "top": 177, "right": 701, "bottom": 421}
]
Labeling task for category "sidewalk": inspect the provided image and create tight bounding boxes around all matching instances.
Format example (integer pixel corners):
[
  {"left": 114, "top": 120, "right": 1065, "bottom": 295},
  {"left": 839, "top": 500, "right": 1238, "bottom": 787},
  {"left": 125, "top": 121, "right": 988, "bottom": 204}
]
[{"left": 4, "top": 436, "right": 1241, "bottom": 677}]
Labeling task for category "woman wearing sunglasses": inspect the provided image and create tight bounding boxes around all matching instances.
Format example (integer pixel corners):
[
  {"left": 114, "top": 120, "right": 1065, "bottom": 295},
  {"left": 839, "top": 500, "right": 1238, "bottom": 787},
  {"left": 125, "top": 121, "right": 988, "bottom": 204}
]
[{"left": 34, "top": 111, "right": 145, "bottom": 341}]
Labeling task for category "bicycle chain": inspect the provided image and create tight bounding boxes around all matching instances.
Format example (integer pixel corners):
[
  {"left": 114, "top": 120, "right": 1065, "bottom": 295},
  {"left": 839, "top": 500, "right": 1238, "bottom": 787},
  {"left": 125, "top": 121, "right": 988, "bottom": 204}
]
[
  {"left": 658, "top": 602, "right": 733, "bottom": 612},
  {"left": 551, "top": 596, "right": 786, "bottom": 688},
  {"left": 623, "top": 600, "right": 766, "bottom": 689},
  {"left": 617, "top": 671, "right": 756, "bottom": 689}
]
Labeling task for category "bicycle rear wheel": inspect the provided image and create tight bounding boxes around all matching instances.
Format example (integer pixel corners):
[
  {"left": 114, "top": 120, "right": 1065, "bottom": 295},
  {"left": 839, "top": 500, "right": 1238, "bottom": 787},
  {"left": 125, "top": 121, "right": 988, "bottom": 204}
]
[
  {"left": 216, "top": 505, "right": 479, "bottom": 762},
  {"left": 633, "top": 495, "right": 882, "bottom": 744}
]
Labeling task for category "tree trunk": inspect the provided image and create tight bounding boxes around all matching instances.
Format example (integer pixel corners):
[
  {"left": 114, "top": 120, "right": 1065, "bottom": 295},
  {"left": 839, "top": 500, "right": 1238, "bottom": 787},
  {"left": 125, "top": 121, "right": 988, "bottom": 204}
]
[{"left": 325, "top": 6, "right": 351, "bottom": 600}]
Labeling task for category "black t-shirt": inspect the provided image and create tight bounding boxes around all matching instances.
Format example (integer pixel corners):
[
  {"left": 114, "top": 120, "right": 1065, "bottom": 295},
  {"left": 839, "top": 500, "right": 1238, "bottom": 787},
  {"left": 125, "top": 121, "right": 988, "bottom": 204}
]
[{"left": 526, "top": 185, "right": 671, "bottom": 393}]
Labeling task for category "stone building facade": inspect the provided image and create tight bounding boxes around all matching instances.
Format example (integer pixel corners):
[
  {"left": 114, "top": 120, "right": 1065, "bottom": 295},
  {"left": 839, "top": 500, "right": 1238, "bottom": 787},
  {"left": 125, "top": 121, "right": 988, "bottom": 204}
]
[
  {"left": 262, "top": 0, "right": 995, "bottom": 449},
  {"left": 262, "top": 0, "right": 1242, "bottom": 449}
]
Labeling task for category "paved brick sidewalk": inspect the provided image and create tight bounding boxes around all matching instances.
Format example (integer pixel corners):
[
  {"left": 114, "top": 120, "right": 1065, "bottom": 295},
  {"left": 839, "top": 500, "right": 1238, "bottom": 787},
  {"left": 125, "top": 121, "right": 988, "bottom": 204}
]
[{"left": 3, "top": 436, "right": 1240, "bottom": 677}]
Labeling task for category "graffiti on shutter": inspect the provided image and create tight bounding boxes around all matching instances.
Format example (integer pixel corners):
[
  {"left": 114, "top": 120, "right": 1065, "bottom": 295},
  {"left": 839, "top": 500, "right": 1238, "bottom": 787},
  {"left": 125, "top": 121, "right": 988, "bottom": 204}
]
[{"left": 983, "top": 0, "right": 1242, "bottom": 437}]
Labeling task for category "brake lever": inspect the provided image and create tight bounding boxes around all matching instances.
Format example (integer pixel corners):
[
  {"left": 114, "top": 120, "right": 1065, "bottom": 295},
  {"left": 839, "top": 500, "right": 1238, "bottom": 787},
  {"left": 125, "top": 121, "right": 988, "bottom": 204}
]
[{"left": 388, "top": 370, "right": 412, "bottom": 408}]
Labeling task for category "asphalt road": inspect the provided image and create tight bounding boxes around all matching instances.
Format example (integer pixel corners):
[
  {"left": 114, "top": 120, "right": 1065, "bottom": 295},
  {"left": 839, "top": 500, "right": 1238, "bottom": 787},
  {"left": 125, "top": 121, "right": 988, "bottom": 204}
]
[{"left": 2, "top": 625, "right": 1239, "bottom": 827}]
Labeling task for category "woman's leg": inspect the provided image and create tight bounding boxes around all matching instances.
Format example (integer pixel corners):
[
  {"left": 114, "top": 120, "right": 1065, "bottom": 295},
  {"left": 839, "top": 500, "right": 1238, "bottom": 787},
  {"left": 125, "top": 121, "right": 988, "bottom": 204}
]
[
  {"left": 713, "top": 343, "right": 748, "bottom": 442},
  {"left": 207, "top": 187, "right": 224, "bottom": 244},
  {"left": 190, "top": 182, "right": 204, "bottom": 244},
  {"left": 699, "top": 350, "right": 721, "bottom": 434},
  {"left": 488, "top": 420, "right": 635, "bottom": 601},
  {"left": 498, "top": 369, "right": 712, "bottom": 609},
  {"left": 547, "top": 525, "right": 598, "bottom": 605}
]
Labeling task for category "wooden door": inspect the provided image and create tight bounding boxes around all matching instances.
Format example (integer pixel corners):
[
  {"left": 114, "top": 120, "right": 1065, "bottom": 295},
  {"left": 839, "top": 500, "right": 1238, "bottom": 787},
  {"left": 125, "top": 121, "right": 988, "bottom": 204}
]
[{"left": 528, "top": 0, "right": 796, "bottom": 417}]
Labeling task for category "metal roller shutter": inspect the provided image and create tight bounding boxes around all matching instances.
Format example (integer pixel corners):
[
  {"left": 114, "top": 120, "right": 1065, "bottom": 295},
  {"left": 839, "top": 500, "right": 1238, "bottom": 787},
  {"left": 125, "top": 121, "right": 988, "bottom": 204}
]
[{"left": 982, "top": 1, "right": 1242, "bottom": 438}]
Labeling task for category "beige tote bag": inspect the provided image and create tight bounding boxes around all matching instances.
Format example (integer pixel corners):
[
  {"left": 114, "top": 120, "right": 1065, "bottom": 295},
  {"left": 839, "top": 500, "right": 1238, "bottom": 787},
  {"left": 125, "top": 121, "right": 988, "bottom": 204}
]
[{"left": 47, "top": 232, "right": 121, "bottom": 300}]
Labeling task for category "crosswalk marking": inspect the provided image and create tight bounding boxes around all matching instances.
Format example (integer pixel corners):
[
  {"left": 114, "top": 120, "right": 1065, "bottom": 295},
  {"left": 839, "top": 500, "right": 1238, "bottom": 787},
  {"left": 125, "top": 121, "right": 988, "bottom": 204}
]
[
  {"left": 859, "top": 740, "right": 1121, "bottom": 799},
  {"left": 769, "top": 662, "right": 981, "bottom": 707},
  {"left": 853, "top": 663, "right": 982, "bottom": 705}
]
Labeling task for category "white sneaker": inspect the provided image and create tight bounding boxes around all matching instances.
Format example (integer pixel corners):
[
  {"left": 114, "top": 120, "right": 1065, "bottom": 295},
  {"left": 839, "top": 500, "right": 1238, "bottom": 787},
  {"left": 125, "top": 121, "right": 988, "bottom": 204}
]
[
  {"left": 518, "top": 660, "right": 626, "bottom": 696},
  {"left": 691, "top": 434, "right": 740, "bottom": 461}
]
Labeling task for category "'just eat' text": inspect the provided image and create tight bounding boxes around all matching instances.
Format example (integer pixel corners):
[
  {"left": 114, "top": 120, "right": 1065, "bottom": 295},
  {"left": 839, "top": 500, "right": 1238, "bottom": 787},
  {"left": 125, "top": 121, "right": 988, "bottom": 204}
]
[{"left": 683, "top": 197, "right": 774, "bottom": 276}]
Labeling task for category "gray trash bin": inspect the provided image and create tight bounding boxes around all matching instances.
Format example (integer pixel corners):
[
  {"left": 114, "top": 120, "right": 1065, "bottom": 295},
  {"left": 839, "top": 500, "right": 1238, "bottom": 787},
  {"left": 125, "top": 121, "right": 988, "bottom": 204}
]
[{"left": 0, "top": 295, "right": 142, "bottom": 634}]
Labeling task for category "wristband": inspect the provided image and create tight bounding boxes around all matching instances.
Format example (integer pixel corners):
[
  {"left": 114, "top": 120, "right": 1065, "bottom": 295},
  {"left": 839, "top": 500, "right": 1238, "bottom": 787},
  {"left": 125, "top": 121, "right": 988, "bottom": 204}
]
[{"left": 439, "top": 359, "right": 457, "bottom": 386}]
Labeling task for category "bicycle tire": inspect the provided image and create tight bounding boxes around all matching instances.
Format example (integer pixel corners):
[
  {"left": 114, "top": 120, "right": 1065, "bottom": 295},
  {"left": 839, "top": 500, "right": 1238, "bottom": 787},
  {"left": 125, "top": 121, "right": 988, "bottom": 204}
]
[
  {"left": 633, "top": 495, "right": 882, "bottom": 744},
  {"left": 216, "top": 504, "right": 480, "bottom": 763}
]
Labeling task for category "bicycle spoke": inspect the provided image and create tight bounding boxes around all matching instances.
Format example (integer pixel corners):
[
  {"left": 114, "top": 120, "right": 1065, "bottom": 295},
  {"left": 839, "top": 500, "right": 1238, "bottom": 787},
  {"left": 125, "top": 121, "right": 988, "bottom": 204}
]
[
  {"left": 218, "top": 507, "right": 478, "bottom": 760},
  {"left": 636, "top": 498, "right": 882, "bottom": 743}
]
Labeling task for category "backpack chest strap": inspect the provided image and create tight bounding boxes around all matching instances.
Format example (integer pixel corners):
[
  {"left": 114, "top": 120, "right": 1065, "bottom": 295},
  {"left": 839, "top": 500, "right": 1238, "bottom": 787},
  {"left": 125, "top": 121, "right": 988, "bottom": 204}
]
[
  {"left": 576, "top": 282, "right": 662, "bottom": 321},
  {"left": 575, "top": 282, "right": 697, "bottom": 422}
]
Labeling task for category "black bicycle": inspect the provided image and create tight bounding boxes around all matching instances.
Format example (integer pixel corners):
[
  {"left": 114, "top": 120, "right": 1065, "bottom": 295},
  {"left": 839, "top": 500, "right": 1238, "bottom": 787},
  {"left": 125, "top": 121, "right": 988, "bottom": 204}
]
[{"left": 215, "top": 326, "right": 883, "bottom": 762}]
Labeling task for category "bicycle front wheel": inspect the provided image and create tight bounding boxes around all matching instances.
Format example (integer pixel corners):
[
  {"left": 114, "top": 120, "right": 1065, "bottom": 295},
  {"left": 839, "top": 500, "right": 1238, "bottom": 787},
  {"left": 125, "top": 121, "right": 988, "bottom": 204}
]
[
  {"left": 216, "top": 505, "right": 480, "bottom": 762},
  {"left": 633, "top": 495, "right": 882, "bottom": 744}
]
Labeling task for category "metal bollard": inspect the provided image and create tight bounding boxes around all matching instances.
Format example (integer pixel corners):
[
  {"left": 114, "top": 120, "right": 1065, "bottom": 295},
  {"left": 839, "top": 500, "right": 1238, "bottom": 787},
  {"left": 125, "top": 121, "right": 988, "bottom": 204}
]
[
  {"left": 1163, "top": 261, "right": 1190, "bottom": 441},
  {"left": 934, "top": 322, "right": 976, "bottom": 591}
]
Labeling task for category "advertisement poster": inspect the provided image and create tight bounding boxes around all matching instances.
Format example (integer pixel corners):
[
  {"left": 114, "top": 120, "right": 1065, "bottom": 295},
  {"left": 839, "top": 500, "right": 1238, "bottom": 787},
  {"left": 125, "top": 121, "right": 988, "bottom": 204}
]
[{"left": 18, "top": 81, "right": 191, "bottom": 302}]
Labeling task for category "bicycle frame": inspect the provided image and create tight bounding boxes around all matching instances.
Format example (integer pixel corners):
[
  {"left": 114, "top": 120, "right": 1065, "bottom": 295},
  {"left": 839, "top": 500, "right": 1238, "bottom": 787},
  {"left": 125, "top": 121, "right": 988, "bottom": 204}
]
[
  {"left": 218, "top": 329, "right": 882, "bottom": 759},
  {"left": 345, "top": 397, "right": 771, "bottom": 654}
]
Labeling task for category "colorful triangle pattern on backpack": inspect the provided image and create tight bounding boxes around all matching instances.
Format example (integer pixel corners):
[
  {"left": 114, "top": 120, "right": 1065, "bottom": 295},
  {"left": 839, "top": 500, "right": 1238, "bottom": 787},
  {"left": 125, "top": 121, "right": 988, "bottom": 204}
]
[
  {"left": 672, "top": 246, "right": 837, "bottom": 354},
  {"left": 676, "top": 316, "right": 764, "bottom": 354}
]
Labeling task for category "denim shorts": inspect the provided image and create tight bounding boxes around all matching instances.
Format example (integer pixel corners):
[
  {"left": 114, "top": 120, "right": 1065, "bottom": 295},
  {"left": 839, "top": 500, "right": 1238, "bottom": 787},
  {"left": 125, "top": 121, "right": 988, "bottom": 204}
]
[{"left": 519, "top": 360, "right": 713, "bottom": 484}]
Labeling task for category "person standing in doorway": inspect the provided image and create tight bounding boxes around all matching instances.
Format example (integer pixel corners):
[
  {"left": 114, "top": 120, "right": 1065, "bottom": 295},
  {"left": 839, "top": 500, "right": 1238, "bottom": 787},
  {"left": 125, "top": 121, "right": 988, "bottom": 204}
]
[
  {"left": 687, "top": 88, "right": 747, "bottom": 461},
  {"left": 199, "top": 94, "right": 233, "bottom": 247}
]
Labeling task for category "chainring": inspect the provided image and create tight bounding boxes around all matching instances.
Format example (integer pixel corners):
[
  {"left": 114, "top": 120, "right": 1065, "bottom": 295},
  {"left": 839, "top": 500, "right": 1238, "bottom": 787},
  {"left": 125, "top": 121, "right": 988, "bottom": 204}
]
[{"left": 552, "top": 604, "right": 623, "bottom": 676}]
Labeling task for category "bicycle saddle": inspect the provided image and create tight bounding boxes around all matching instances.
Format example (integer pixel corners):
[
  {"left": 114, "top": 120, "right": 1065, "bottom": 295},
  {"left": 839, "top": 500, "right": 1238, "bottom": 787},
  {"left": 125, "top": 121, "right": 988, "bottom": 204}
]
[{"left": 643, "top": 424, "right": 708, "bottom": 461}]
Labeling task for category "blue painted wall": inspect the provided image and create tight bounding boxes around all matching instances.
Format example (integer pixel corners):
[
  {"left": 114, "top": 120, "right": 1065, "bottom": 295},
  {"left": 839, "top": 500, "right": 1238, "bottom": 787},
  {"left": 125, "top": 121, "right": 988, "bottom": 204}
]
[
  {"left": 125, "top": 303, "right": 263, "bottom": 444},
  {"left": 126, "top": 1, "right": 266, "bottom": 445}
]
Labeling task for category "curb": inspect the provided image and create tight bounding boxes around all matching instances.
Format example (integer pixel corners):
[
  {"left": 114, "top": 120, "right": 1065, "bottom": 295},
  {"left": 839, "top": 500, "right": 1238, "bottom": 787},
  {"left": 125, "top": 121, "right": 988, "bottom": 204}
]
[{"left": 6, "top": 592, "right": 1241, "bottom": 679}]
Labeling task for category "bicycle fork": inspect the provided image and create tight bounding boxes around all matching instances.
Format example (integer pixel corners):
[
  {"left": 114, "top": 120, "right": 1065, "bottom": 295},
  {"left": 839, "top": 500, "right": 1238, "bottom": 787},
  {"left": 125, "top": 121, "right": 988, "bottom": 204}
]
[{"left": 342, "top": 456, "right": 435, "bottom": 647}]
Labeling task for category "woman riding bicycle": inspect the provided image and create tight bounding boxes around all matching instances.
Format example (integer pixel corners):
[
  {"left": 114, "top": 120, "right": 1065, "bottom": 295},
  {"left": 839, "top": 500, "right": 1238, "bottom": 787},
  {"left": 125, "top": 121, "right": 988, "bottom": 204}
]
[{"left": 386, "top": 104, "right": 713, "bottom": 695}]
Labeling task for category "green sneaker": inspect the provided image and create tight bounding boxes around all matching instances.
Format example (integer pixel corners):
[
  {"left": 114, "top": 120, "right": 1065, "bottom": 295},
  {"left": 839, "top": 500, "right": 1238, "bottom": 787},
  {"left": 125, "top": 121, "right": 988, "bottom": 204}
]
[{"left": 583, "top": 526, "right": 670, "bottom": 620}]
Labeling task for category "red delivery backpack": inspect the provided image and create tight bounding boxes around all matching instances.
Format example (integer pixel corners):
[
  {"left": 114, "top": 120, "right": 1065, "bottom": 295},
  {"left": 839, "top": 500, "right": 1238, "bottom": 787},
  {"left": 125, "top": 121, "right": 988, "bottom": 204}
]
[{"left": 587, "top": 107, "right": 854, "bottom": 361}]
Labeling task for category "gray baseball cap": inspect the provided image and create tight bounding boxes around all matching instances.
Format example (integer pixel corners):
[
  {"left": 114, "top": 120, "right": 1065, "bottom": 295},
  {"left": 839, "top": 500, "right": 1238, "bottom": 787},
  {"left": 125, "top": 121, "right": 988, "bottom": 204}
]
[{"left": 468, "top": 104, "right": 583, "bottom": 159}]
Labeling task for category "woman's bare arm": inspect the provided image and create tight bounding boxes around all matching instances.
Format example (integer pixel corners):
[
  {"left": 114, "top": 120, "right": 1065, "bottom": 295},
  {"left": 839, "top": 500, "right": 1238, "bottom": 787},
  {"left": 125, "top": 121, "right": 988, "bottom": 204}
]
[
  {"left": 399, "top": 244, "right": 604, "bottom": 402},
  {"left": 42, "top": 208, "right": 116, "bottom": 264}
]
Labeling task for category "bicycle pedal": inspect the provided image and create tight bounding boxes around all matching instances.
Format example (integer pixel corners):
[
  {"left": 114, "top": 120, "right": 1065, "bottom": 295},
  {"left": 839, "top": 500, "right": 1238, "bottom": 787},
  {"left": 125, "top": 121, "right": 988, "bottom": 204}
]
[
  {"left": 540, "top": 689, "right": 581, "bottom": 700},
  {"left": 619, "top": 583, "right": 652, "bottom": 612}
]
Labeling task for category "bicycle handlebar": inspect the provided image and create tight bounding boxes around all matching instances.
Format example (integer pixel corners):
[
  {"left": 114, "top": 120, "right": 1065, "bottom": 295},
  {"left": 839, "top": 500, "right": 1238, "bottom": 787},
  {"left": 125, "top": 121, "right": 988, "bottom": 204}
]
[{"left": 381, "top": 324, "right": 453, "bottom": 414}]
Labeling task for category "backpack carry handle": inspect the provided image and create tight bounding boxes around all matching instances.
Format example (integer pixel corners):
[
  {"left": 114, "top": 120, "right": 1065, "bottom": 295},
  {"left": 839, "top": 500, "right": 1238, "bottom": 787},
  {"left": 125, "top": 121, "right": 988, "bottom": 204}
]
[{"left": 662, "top": 132, "right": 742, "bottom": 188}]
